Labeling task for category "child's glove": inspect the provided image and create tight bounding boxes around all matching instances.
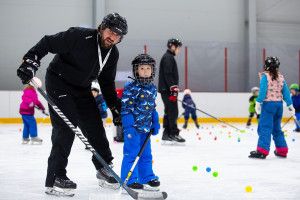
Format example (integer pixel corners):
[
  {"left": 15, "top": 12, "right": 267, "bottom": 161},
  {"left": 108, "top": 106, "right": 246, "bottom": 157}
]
[
  {"left": 255, "top": 102, "right": 261, "bottom": 115},
  {"left": 288, "top": 105, "right": 295, "bottom": 116},
  {"left": 151, "top": 110, "right": 160, "bottom": 135}
]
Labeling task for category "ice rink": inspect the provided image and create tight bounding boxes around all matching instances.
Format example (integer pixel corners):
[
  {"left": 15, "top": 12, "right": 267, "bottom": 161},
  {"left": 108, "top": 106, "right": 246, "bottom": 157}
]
[{"left": 0, "top": 122, "right": 299, "bottom": 200}]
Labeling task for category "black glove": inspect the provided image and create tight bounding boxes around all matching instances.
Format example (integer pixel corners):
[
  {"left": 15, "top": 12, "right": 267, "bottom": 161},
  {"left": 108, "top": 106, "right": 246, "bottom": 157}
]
[
  {"left": 111, "top": 108, "right": 122, "bottom": 126},
  {"left": 17, "top": 56, "right": 40, "bottom": 84},
  {"left": 111, "top": 98, "right": 122, "bottom": 126}
]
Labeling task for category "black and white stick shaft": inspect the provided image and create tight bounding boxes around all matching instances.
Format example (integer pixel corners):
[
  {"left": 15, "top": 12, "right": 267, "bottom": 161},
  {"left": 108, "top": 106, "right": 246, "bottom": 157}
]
[{"left": 30, "top": 78, "right": 167, "bottom": 200}]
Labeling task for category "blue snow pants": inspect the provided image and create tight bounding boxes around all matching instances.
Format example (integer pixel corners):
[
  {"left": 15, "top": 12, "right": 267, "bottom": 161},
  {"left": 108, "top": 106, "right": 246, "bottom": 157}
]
[
  {"left": 121, "top": 128, "right": 158, "bottom": 185},
  {"left": 21, "top": 114, "right": 37, "bottom": 139},
  {"left": 257, "top": 101, "right": 288, "bottom": 156},
  {"left": 294, "top": 112, "right": 300, "bottom": 130}
]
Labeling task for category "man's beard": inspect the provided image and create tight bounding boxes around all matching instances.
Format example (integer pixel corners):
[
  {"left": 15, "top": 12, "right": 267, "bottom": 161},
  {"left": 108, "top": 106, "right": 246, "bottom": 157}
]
[{"left": 100, "top": 37, "right": 114, "bottom": 49}]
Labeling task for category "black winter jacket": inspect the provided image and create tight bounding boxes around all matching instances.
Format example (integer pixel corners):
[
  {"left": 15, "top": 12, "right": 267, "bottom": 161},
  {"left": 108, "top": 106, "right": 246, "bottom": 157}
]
[
  {"left": 24, "top": 27, "right": 119, "bottom": 108},
  {"left": 158, "top": 50, "right": 179, "bottom": 93}
]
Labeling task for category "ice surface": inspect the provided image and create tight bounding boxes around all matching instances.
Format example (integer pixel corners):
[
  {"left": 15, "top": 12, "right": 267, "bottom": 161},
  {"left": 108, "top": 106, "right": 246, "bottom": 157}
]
[{"left": 0, "top": 123, "right": 299, "bottom": 200}]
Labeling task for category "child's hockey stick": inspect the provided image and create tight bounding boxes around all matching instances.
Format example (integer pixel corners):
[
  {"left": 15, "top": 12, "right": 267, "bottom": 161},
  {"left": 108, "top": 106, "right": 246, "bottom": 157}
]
[
  {"left": 124, "top": 130, "right": 152, "bottom": 186},
  {"left": 30, "top": 77, "right": 167, "bottom": 200},
  {"left": 178, "top": 99, "right": 245, "bottom": 133}
]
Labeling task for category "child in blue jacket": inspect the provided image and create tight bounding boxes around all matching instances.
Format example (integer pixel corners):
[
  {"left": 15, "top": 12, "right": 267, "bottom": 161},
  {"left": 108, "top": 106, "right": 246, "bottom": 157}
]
[
  {"left": 182, "top": 89, "right": 199, "bottom": 129},
  {"left": 290, "top": 83, "right": 300, "bottom": 132},
  {"left": 121, "top": 54, "right": 160, "bottom": 191},
  {"left": 249, "top": 57, "right": 294, "bottom": 159}
]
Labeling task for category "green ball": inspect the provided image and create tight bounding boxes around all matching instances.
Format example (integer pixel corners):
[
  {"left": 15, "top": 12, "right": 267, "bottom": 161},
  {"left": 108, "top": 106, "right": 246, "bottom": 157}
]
[
  {"left": 192, "top": 165, "right": 198, "bottom": 172},
  {"left": 212, "top": 171, "right": 218, "bottom": 177}
]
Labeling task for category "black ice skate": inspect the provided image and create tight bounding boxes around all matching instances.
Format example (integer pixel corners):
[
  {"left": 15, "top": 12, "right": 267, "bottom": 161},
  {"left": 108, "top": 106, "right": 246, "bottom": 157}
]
[
  {"left": 113, "top": 135, "right": 124, "bottom": 142},
  {"left": 161, "top": 131, "right": 176, "bottom": 145},
  {"left": 274, "top": 150, "right": 287, "bottom": 158},
  {"left": 170, "top": 135, "right": 186, "bottom": 143},
  {"left": 96, "top": 165, "right": 120, "bottom": 190},
  {"left": 45, "top": 177, "right": 77, "bottom": 197},
  {"left": 122, "top": 182, "right": 144, "bottom": 195},
  {"left": 143, "top": 179, "right": 160, "bottom": 191},
  {"left": 183, "top": 120, "right": 188, "bottom": 129},
  {"left": 248, "top": 151, "right": 266, "bottom": 159}
]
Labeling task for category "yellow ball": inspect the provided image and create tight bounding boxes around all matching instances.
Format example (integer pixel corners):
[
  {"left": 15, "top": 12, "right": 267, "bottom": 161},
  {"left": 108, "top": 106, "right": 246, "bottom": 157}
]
[
  {"left": 156, "top": 139, "right": 160, "bottom": 142},
  {"left": 245, "top": 185, "right": 253, "bottom": 193}
]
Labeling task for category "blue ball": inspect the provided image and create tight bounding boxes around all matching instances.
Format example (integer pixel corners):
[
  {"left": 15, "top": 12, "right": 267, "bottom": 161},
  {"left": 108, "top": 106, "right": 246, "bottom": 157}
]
[
  {"left": 206, "top": 167, "right": 211, "bottom": 173},
  {"left": 292, "top": 138, "right": 295, "bottom": 142}
]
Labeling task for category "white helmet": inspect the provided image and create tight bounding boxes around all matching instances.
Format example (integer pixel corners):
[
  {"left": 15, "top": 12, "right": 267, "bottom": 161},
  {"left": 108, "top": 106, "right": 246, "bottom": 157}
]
[
  {"left": 183, "top": 89, "right": 191, "bottom": 95},
  {"left": 251, "top": 87, "right": 259, "bottom": 93},
  {"left": 91, "top": 81, "right": 100, "bottom": 93}
]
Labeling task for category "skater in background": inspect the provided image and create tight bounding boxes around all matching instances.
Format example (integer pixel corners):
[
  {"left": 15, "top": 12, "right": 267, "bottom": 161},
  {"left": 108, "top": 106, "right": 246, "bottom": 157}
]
[
  {"left": 290, "top": 83, "right": 300, "bottom": 132},
  {"left": 17, "top": 13, "right": 127, "bottom": 195},
  {"left": 249, "top": 56, "right": 294, "bottom": 159},
  {"left": 91, "top": 81, "right": 108, "bottom": 125},
  {"left": 182, "top": 89, "right": 199, "bottom": 129},
  {"left": 158, "top": 38, "right": 185, "bottom": 143},
  {"left": 246, "top": 87, "right": 260, "bottom": 127},
  {"left": 121, "top": 54, "right": 160, "bottom": 190},
  {"left": 19, "top": 84, "right": 45, "bottom": 144},
  {"left": 114, "top": 88, "right": 124, "bottom": 142}
]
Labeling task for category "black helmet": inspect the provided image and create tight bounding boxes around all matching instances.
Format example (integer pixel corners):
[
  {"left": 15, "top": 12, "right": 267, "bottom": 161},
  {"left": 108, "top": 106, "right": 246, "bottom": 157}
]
[
  {"left": 100, "top": 13, "right": 128, "bottom": 36},
  {"left": 132, "top": 54, "right": 156, "bottom": 85},
  {"left": 167, "top": 38, "right": 182, "bottom": 48},
  {"left": 264, "top": 56, "right": 280, "bottom": 71}
]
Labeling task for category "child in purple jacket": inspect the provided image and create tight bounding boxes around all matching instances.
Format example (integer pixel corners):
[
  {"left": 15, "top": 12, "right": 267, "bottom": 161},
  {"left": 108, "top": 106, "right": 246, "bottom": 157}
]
[{"left": 19, "top": 84, "right": 45, "bottom": 144}]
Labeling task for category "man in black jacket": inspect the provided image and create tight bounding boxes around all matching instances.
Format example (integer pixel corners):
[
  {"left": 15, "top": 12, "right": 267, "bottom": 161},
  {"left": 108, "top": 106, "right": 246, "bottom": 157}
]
[
  {"left": 158, "top": 38, "right": 185, "bottom": 144},
  {"left": 17, "top": 13, "right": 127, "bottom": 196}
]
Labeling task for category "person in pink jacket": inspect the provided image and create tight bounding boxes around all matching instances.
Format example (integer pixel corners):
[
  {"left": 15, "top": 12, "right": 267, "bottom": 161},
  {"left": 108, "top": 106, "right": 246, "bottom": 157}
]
[{"left": 19, "top": 84, "right": 45, "bottom": 144}]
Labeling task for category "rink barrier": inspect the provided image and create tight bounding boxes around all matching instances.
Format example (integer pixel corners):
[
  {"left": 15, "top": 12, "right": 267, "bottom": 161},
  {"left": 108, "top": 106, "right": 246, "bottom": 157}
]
[{"left": 0, "top": 117, "right": 291, "bottom": 124}]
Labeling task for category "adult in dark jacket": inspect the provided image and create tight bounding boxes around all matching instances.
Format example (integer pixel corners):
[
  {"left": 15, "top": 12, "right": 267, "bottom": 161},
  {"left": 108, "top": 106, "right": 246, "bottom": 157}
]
[
  {"left": 158, "top": 38, "right": 185, "bottom": 143},
  {"left": 17, "top": 13, "right": 127, "bottom": 196}
]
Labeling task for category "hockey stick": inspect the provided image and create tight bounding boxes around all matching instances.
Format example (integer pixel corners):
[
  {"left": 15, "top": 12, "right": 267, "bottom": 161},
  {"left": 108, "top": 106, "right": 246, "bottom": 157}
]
[
  {"left": 178, "top": 99, "right": 245, "bottom": 133},
  {"left": 30, "top": 78, "right": 167, "bottom": 200},
  {"left": 281, "top": 116, "right": 293, "bottom": 129},
  {"left": 124, "top": 131, "right": 152, "bottom": 186},
  {"left": 34, "top": 106, "right": 49, "bottom": 116}
]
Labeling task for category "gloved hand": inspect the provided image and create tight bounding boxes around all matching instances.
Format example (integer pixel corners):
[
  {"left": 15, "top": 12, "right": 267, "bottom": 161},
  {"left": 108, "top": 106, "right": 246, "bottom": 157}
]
[
  {"left": 151, "top": 110, "right": 160, "bottom": 135},
  {"left": 111, "top": 107, "right": 122, "bottom": 126},
  {"left": 17, "top": 56, "right": 40, "bottom": 84},
  {"left": 255, "top": 102, "right": 261, "bottom": 115},
  {"left": 288, "top": 105, "right": 295, "bottom": 116},
  {"left": 110, "top": 98, "right": 122, "bottom": 126},
  {"left": 169, "top": 85, "right": 179, "bottom": 102}
]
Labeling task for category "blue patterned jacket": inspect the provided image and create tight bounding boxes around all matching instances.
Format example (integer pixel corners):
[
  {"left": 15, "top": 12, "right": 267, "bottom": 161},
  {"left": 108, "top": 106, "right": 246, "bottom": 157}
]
[{"left": 121, "top": 81, "right": 157, "bottom": 133}]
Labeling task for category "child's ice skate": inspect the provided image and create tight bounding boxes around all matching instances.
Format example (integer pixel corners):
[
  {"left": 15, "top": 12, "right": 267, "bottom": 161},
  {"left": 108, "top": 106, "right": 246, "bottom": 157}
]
[
  {"left": 22, "top": 138, "right": 30, "bottom": 144},
  {"left": 30, "top": 137, "right": 42, "bottom": 144},
  {"left": 274, "top": 150, "right": 287, "bottom": 158},
  {"left": 248, "top": 150, "right": 266, "bottom": 159},
  {"left": 143, "top": 179, "right": 160, "bottom": 191}
]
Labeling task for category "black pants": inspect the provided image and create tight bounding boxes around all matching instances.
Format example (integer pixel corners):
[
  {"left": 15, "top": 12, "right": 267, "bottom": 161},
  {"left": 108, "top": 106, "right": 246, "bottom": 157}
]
[
  {"left": 45, "top": 71, "right": 113, "bottom": 187},
  {"left": 161, "top": 92, "right": 179, "bottom": 136}
]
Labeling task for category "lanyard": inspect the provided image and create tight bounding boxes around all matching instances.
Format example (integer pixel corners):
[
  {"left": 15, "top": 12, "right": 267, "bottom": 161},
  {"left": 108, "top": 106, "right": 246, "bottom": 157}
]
[{"left": 97, "top": 36, "right": 112, "bottom": 76}]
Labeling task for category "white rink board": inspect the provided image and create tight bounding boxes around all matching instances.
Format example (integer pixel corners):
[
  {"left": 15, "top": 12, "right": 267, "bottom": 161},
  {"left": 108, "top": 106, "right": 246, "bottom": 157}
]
[{"left": 0, "top": 91, "right": 291, "bottom": 119}]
